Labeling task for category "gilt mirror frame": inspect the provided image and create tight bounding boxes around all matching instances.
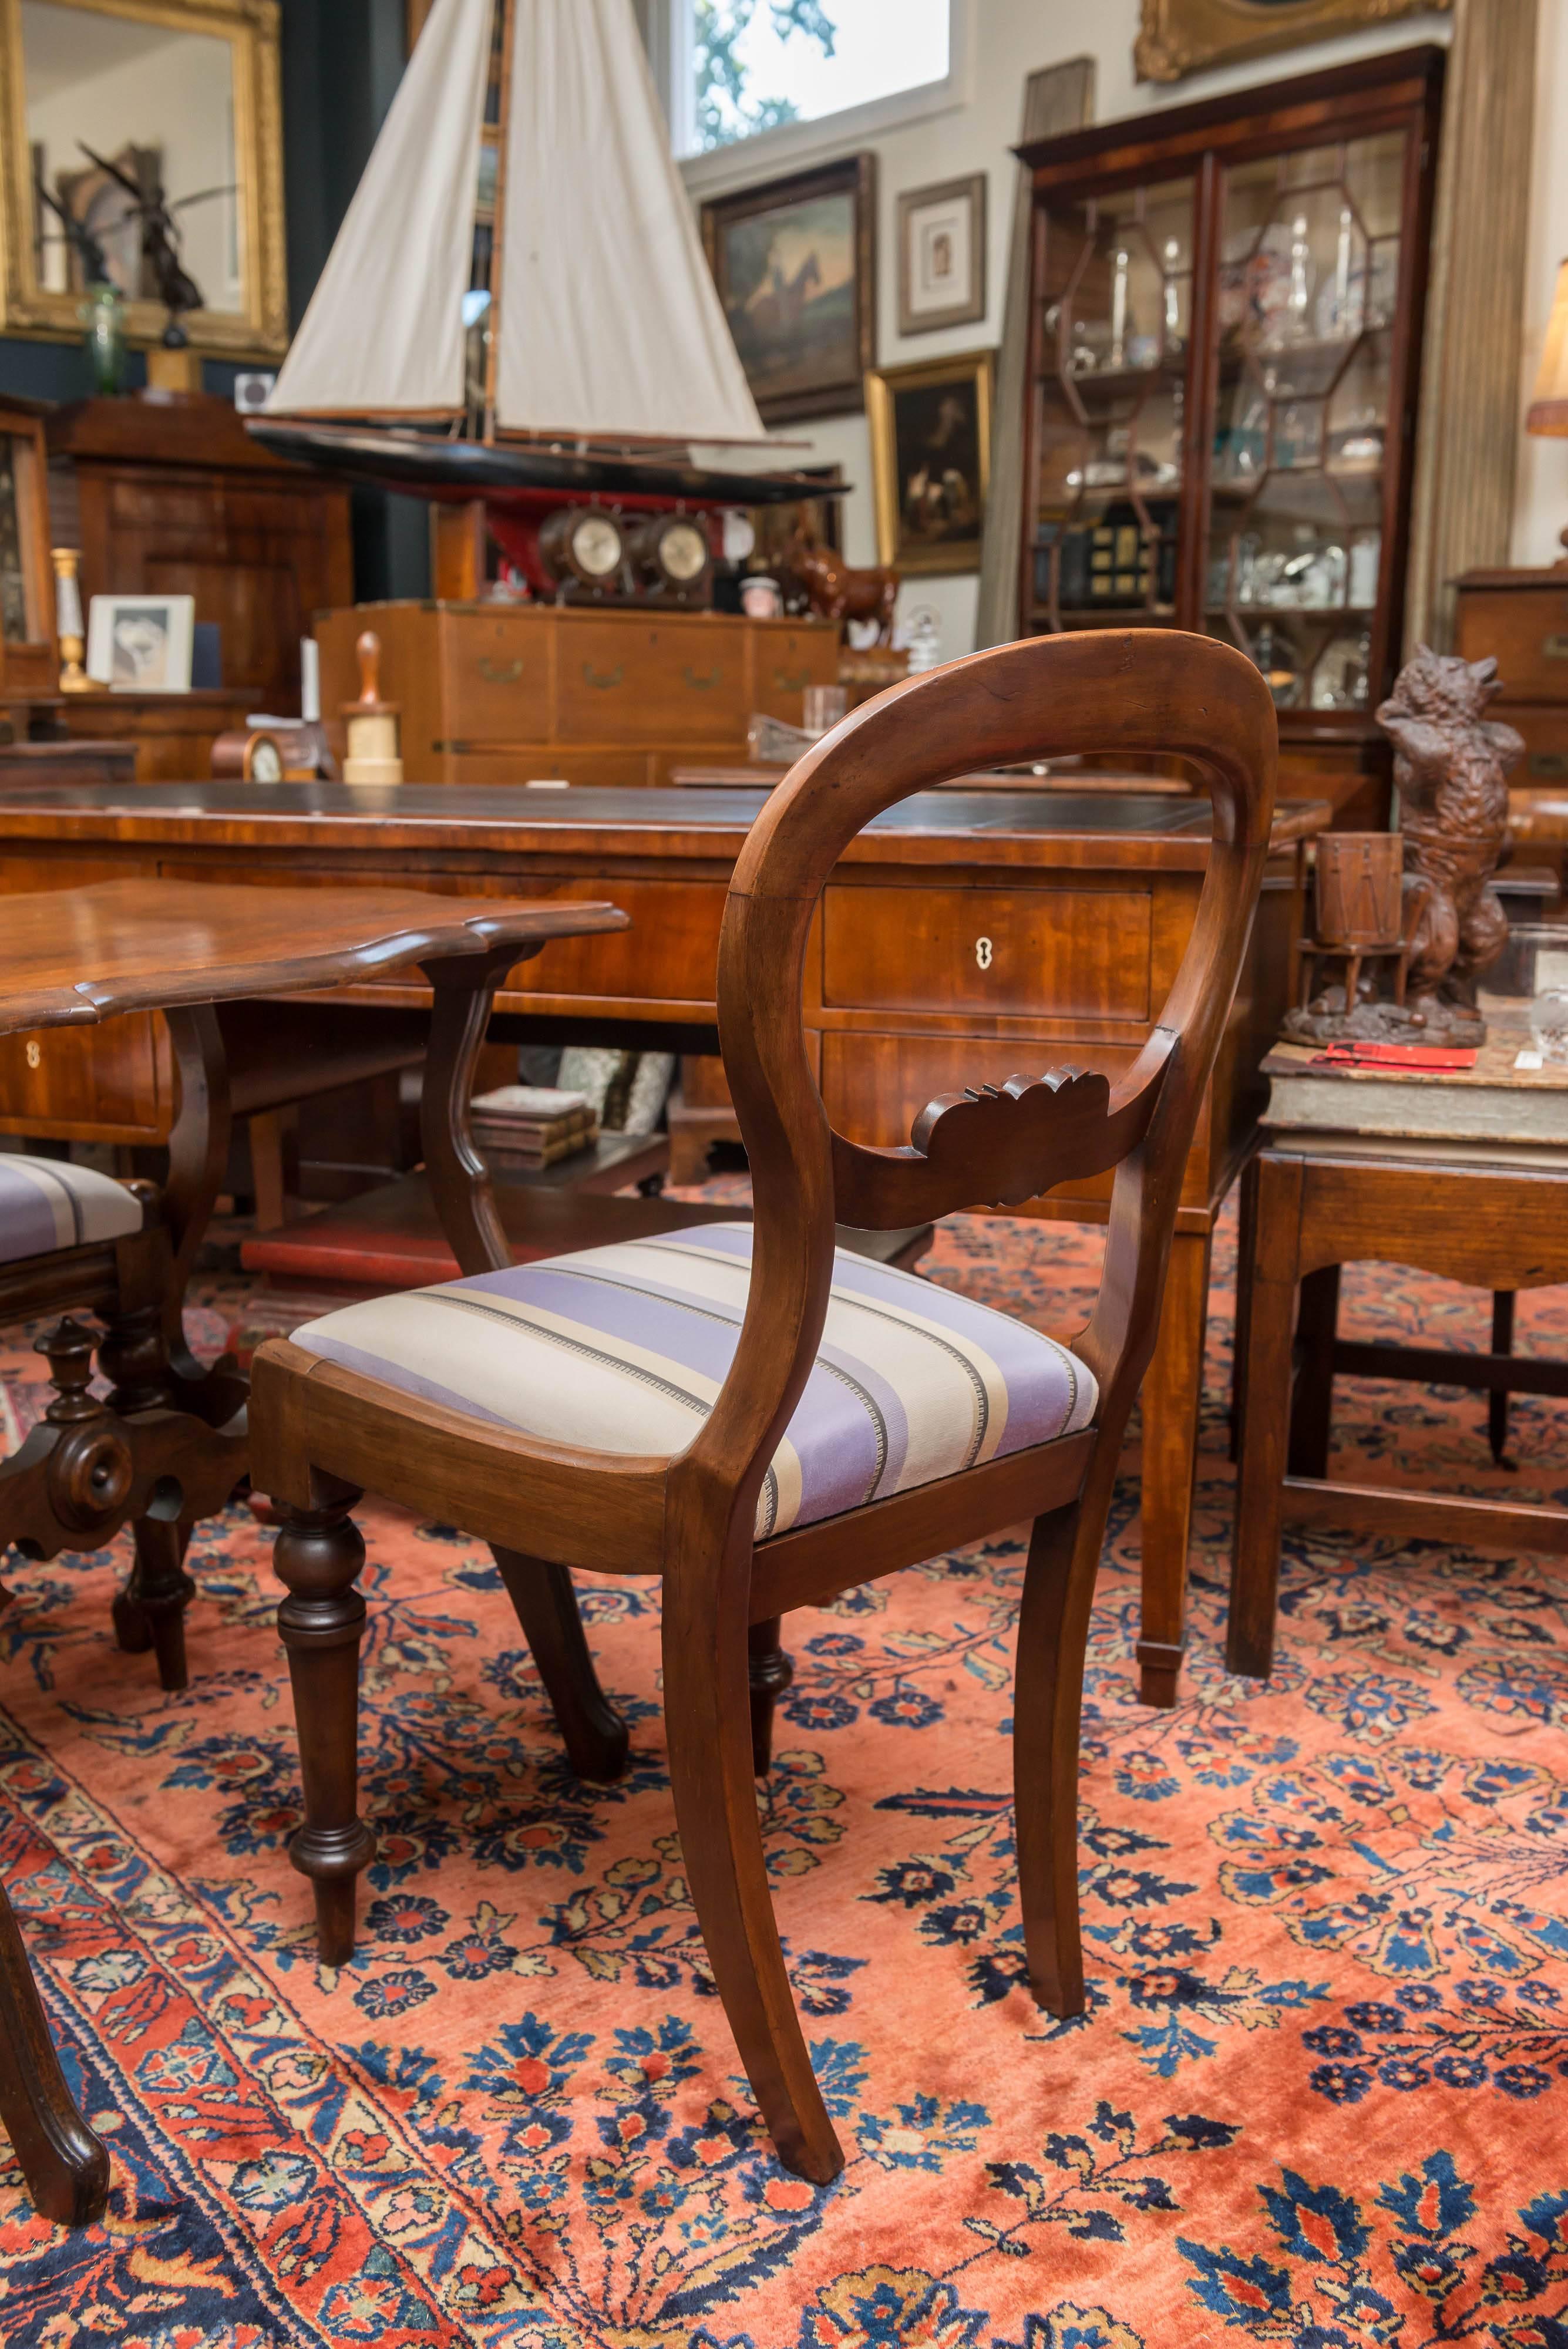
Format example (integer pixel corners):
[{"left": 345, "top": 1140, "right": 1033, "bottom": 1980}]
[
  {"left": 1136, "top": 0, "right": 1449, "bottom": 82},
  {"left": 0, "top": 0, "right": 287, "bottom": 357}
]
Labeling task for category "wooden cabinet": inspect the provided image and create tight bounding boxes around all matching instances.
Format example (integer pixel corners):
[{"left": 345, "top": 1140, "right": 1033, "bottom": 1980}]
[
  {"left": 314, "top": 603, "right": 840, "bottom": 785},
  {"left": 1018, "top": 45, "right": 1444, "bottom": 826},
  {"left": 1455, "top": 569, "right": 1568, "bottom": 812},
  {"left": 45, "top": 392, "right": 353, "bottom": 714}
]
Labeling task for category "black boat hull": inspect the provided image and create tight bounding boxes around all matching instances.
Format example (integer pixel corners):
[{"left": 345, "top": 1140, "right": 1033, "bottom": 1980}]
[{"left": 247, "top": 420, "right": 839, "bottom": 509}]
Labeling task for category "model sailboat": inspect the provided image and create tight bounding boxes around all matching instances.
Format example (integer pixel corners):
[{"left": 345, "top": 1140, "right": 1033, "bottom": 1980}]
[{"left": 251, "top": 0, "right": 819, "bottom": 518}]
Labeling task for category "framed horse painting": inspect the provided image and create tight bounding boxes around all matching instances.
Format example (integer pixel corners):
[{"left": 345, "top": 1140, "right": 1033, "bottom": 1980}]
[{"left": 701, "top": 156, "right": 876, "bottom": 425}]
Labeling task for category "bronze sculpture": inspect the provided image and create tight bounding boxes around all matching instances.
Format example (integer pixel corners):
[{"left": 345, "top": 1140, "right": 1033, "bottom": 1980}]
[{"left": 1286, "top": 646, "right": 1522, "bottom": 1045}]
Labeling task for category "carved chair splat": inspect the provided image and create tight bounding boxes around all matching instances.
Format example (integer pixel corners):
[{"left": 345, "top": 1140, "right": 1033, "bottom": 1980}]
[{"left": 250, "top": 630, "right": 1277, "bottom": 2182}]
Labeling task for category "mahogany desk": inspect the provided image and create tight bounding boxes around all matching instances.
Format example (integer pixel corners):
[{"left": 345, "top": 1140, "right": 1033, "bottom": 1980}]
[{"left": 0, "top": 780, "right": 1325, "bottom": 1705}]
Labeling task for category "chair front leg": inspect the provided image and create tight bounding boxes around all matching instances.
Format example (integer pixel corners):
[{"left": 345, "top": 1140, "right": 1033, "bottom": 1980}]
[
  {"left": 662, "top": 1528, "right": 842, "bottom": 2183},
  {"left": 491, "top": 1548, "right": 629, "bottom": 1782},
  {"left": 0, "top": 1877, "right": 110, "bottom": 2226},
  {"left": 273, "top": 1495, "right": 376, "bottom": 1966},
  {"left": 1012, "top": 1439, "right": 1122, "bottom": 2018}
]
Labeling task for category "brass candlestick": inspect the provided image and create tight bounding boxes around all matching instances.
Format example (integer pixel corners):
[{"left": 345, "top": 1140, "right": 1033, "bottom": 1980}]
[{"left": 51, "top": 548, "right": 103, "bottom": 694}]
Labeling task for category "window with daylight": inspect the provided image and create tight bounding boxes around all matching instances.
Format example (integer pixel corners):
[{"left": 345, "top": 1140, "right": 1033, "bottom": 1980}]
[{"left": 684, "top": 0, "right": 952, "bottom": 157}]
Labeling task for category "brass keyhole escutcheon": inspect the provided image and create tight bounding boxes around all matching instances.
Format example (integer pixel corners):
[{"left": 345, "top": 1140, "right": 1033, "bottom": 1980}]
[
  {"left": 25, "top": 1041, "right": 41, "bottom": 1069},
  {"left": 975, "top": 937, "right": 994, "bottom": 972}
]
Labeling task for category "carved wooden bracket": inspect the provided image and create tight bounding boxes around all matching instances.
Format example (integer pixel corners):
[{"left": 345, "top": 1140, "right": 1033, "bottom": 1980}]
[{"left": 830, "top": 1036, "right": 1177, "bottom": 1229}]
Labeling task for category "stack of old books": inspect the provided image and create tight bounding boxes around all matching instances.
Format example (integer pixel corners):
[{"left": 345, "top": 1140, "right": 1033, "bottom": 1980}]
[{"left": 470, "top": 1084, "right": 598, "bottom": 1170}]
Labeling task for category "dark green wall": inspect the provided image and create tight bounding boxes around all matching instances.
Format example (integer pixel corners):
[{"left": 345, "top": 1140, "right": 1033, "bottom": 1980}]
[{"left": 0, "top": 0, "right": 429, "bottom": 601}]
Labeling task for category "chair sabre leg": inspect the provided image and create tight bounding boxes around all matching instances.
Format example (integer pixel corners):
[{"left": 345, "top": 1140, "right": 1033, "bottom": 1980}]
[
  {"left": 747, "top": 1617, "right": 793, "bottom": 1776},
  {"left": 1013, "top": 1483, "right": 1109, "bottom": 2019},
  {"left": 491, "top": 1547, "right": 629, "bottom": 1782},
  {"left": 662, "top": 1560, "right": 842, "bottom": 2183},
  {"left": 0, "top": 1880, "right": 110, "bottom": 2226},
  {"left": 272, "top": 1498, "right": 375, "bottom": 1967}
]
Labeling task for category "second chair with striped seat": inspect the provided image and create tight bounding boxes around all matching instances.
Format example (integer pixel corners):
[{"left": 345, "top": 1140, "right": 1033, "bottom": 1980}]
[{"left": 251, "top": 630, "right": 1277, "bottom": 2182}]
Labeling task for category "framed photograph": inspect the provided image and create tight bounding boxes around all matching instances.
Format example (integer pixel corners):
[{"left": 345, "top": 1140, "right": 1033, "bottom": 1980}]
[
  {"left": 1136, "top": 0, "right": 1448, "bottom": 83},
  {"left": 866, "top": 349, "right": 994, "bottom": 577},
  {"left": 701, "top": 156, "right": 876, "bottom": 425},
  {"left": 897, "top": 174, "right": 987, "bottom": 337},
  {"left": 87, "top": 594, "right": 196, "bottom": 692}
]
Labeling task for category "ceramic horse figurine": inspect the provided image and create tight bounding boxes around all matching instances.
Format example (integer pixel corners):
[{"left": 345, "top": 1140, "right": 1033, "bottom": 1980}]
[{"left": 785, "top": 529, "right": 899, "bottom": 644}]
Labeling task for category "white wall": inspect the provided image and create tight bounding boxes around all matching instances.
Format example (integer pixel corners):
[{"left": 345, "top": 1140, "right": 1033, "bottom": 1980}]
[
  {"left": 683, "top": 2, "right": 1568, "bottom": 652},
  {"left": 1516, "top": 0, "right": 1568, "bottom": 568}
]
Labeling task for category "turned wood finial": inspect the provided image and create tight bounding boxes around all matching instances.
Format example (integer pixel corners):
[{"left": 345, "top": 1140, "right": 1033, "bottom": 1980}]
[{"left": 355, "top": 630, "right": 383, "bottom": 709}]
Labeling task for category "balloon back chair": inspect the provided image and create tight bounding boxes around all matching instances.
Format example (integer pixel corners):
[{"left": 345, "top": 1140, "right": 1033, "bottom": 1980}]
[{"left": 250, "top": 630, "right": 1276, "bottom": 2182}]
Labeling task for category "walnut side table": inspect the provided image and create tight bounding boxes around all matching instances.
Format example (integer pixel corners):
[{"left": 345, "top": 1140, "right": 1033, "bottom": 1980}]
[{"left": 1228, "top": 1035, "right": 1568, "bottom": 1680}]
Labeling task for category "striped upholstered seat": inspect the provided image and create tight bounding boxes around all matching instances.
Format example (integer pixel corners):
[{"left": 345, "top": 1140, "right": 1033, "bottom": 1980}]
[
  {"left": 291, "top": 1222, "right": 1097, "bottom": 1540},
  {"left": 0, "top": 1154, "right": 142, "bottom": 1266}
]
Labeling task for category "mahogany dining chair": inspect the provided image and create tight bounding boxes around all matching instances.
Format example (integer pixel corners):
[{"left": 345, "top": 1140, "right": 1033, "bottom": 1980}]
[{"left": 251, "top": 629, "right": 1277, "bottom": 2182}]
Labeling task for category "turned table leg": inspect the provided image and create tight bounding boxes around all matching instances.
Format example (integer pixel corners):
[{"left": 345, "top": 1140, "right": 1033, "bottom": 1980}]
[
  {"left": 747, "top": 1617, "right": 794, "bottom": 1775},
  {"left": 1135, "top": 1226, "right": 1212, "bottom": 1708}
]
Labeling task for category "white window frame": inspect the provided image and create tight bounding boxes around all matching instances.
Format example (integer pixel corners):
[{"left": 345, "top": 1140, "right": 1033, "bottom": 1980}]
[{"left": 655, "top": 0, "right": 973, "bottom": 197}]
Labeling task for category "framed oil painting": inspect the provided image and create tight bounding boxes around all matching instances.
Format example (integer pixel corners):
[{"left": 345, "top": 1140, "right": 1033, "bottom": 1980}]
[
  {"left": 867, "top": 349, "right": 994, "bottom": 577},
  {"left": 897, "top": 173, "right": 987, "bottom": 336},
  {"left": 1136, "top": 0, "right": 1449, "bottom": 82},
  {"left": 701, "top": 156, "right": 876, "bottom": 425}
]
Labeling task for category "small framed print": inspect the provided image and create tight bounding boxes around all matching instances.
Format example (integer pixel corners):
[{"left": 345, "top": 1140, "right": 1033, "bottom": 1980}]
[
  {"left": 897, "top": 173, "right": 987, "bottom": 338},
  {"left": 87, "top": 594, "right": 196, "bottom": 692}
]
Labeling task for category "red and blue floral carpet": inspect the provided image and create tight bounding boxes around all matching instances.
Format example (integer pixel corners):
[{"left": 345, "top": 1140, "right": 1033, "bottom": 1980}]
[{"left": 1, "top": 1205, "right": 1566, "bottom": 2347}]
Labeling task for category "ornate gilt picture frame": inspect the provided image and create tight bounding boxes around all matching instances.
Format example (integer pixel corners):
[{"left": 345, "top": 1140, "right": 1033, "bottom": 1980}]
[
  {"left": 0, "top": 0, "right": 287, "bottom": 357},
  {"left": 1136, "top": 0, "right": 1450, "bottom": 83},
  {"left": 866, "top": 348, "right": 994, "bottom": 577}
]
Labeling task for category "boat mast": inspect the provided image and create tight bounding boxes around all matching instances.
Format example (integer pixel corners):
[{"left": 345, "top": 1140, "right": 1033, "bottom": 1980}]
[{"left": 480, "top": 0, "right": 515, "bottom": 446}]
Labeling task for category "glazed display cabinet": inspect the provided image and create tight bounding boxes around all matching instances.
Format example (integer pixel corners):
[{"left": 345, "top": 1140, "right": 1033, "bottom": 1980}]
[{"left": 1018, "top": 46, "right": 1443, "bottom": 824}]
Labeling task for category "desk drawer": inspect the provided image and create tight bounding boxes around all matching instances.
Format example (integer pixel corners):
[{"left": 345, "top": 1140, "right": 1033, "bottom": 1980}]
[
  {"left": 751, "top": 622, "right": 840, "bottom": 720},
  {"left": 1502, "top": 705, "right": 1568, "bottom": 788},
  {"left": 556, "top": 618, "right": 741, "bottom": 743},
  {"left": 436, "top": 610, "right": 554, "bottom": 739},
  {"left": 822, "top": 883, "right": 1151, "bottom": 1019},
  {"left": 1455, "top": 586, "right": 1568, "bottom": 701}
]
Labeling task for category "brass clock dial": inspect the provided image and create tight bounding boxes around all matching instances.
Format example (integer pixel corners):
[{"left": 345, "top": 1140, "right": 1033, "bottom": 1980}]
[{"left": 570, "top": 513, "right": 623, "bottom": 579}]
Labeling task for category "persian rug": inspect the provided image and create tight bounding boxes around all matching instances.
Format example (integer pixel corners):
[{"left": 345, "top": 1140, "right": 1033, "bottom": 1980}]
[{"left": 2, "top": 1204, "right": 1566, "bottom": 2348}]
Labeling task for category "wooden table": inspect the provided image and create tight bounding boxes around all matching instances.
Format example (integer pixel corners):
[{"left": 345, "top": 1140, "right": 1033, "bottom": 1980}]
[
  {"left": 0, "top": 874, "right": 628, "bottom": 2232},
  {"left": 0, "top": 779, "right": 1326, "bottom": 1706},
  {"left": 0, "top": 878, "right": 629, "bottom": 1353},
  {"left": 1228, "top": 1034, "right": 1568, "bottom": 1680}
]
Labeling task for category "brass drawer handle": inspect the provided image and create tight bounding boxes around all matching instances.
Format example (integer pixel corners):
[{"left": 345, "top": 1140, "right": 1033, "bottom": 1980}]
[
  {"left": 1530, "top": 751, "right": 1568, "bottom": 778},
  {"left": 1543, "top": 634, "right": 1568, "bottom": 659},
  {"left": 582, "top": 662, "right": 624, "bottom": 690},
  {"left": 477, "top": 657, "right": 524, "bottom": 685},
  {"left": 773, "top": 666, "right": 811, "bottom": 691},
  {"left": 975, "top": 935, "right": 994, "bottom": 972},
  {"left": 682, "top": 664, "right": 722, "bottom": 690}
]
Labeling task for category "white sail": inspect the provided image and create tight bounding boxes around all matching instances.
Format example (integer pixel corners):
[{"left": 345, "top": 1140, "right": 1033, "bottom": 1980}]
[
  {"left": 495, "top": 0, "right": 766, "bottom": 443},
  {"left": 264, "top": 0, "right": 492, "bottom": 416}
]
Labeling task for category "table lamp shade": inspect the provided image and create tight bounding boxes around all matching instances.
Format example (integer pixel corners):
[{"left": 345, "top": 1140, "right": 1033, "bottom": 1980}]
[{"left": 1528, "top": 257, "right": 1568, "bottom": 435}]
